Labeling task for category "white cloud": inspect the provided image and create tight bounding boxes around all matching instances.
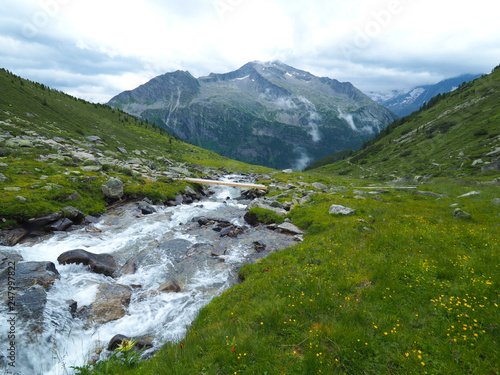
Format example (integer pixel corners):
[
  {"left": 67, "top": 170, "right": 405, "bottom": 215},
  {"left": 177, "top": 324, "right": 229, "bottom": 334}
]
[{"left": 0, "top": 0, "right": 498, "bottom": 101}]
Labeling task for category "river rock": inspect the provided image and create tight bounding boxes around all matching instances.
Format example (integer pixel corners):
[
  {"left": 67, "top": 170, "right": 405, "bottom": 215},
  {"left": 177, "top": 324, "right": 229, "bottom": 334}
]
[
  {"left": 329, "top": 204, "right": 356, "bottom": 216},
  {"left": 120, "top": 256, "right": 138, "bottom": 275},
  {"left": 27, "top": 211, "right": 64, "bottom": 229},
  {"left": 107, "top": 334, "right": 154, "bottom": 352},
  {"left": 0, "top": 261, "right": 60, "bottom": 291},
  {"left": 89, "top": 284, "right": 132, "bottom": 324},
  {"left": 158, "top": 280, "right": 181, "bottom": 293},
  {"left": 62, "top": 206, "right": 85, "bottom": 223},
  {"left": 211, "top": 244, "right": 227, "bottom": 257},
  {"left": 158, "top": 239, "right": 192, "bottom": 263},
  {"left": 101, "top": 177, "right": 124, "bottom": 199},
  {"left": 0, "top": 251, "right": 24, "bottom": 266},
  {"left": 16, "top": 285, "right": 48, "bottom": 333},
  {"left": 0, "top": 228, "right": 28, "bottom": 246},
  {"left": 57, "top": 249, "right": 118, "bottom": 277},
  {"left": 253, "top": 241, "right": 267, "bottom": 253},
  {"left": 277, "top": 223, "right": 304, "bottom": 235},
  {"left": 49, "top": 218, "right": 74, "bottom": 232},
  {"left": 138, "top": 201, "right": 156, "bottom": 215}
]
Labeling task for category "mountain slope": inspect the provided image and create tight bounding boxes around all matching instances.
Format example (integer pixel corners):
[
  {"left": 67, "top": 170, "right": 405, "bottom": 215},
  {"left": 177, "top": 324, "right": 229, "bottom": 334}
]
[
  {"left": 108, "top": 61, "right": 397, "bottom": 169},
  {"left": 369, "top": 73, "right": 483, "bottom": 117},
  {"left": 308, "top": 66, "right": 500, "bottom": 179},
  {"left": 0, "top": 68, "right": 265, "bottom": 229}
]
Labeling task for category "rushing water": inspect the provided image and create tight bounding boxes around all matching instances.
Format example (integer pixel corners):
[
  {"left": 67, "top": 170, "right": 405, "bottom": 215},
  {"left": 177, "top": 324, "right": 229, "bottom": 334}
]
[{"left": 0, "top": 176, "right": 295, "bottom": 374}]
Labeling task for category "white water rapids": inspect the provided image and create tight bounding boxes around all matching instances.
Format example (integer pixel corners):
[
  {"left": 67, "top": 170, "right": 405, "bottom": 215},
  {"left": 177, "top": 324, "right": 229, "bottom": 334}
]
[{"left": 0, "top": 176, "right": 294, "bottom": 374}]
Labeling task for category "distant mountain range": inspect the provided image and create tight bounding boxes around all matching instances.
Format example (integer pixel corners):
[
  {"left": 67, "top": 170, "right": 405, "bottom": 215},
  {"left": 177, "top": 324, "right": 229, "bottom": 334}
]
[
  {"left": 368, "top": 74, "right": 484, "bottom": 117},
  {"left": 108, "top": 61, "right": 397, "bottom": 169}
]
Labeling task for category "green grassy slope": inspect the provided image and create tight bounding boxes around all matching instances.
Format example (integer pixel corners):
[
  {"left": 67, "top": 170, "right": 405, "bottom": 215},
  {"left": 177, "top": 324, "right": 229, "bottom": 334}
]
[
  {"left": 0, "top": 68, "right": 268, "bottom": 228},
  {"left": 308, "top": 66, "right": 500, "bottom": 180}
]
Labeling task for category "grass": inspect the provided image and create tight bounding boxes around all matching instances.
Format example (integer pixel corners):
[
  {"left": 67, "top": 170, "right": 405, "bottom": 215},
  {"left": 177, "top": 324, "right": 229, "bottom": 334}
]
[{"left": 91, "top": 175, "right": 499, "bottom": 375}]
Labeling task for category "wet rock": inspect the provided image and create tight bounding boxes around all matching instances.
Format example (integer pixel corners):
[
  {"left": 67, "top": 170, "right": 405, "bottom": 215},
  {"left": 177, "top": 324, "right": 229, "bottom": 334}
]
[
  {"left": 101, "top": 177, "right": 124, "bottom": 199},
  {"left": 107, "top": 334, "right": 154, "bottom": 352},
  {"left": 192, "top": 216, "right": 210, "bottom": 226},
  {"left": 138, "top": 201, "right": 156, "bottom": 215},
  {"left": 67, "top": 300, "right": 78, "bottom": 318},
  {"left": 184, "top": 185, "right": 198, "bottom": 197},
  {"left": 219, "top": 226, "right": 236, "bottom": 237},
  {"left": 27, "top": 211, "right": 64, "bottom": 229},
  {"left": 0, "top": 251, "right": 24, "bottom": 266},
  {"left": 453, "top": 208, "right": 471, "bottom": 220},
  {"left": 0, "top": 228, "right": 28, "bottom": 246},
  {"left": 158, "top": 280, "right": 181, "bottom": 293},
  {"left": 90, "top": 284, "right": 132, "bottom": 324},
  {"left": 16, "top": 285, "right": 47, "bottom": 333},
  {"left": 121, "top": 256, "right": 138, "bottom": 275},
  {"left": 211, "top": 245, "right": 227, "bottom": 257},
  {"left": 49, "top": 218, "right": 73, "bottom": 232},
  {"left": 62, "top": 206, "right": 85, "bottom": 223},
  {"left": 253, "top": 241, "right": 267, "bottom": 253},
  {"left": 329, "top": 204, "right": 356, "bottom": 216},
  {"left": 277, "top": 223, "right": 304, "bottom": 235},
  {"left": 158, "top": 239, "right": 192, "bottom": 263},
  {"left": 1, "top": 261, "right": 59, "bottom": 291},
  {"left": 57, "top": 249, "right": 118, "bottom": 277},
  {"left": 167, "top": 194, "right": 183, "bottom": 206},
  {"left": 414, "top": 190, "right": 449, "bottom": 199}
]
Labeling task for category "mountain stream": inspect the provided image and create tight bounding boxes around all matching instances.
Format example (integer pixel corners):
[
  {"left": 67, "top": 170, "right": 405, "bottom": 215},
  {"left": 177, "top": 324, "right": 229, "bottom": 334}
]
[{"left": 0, "top": 175, "right": 297, "bottom": 374}]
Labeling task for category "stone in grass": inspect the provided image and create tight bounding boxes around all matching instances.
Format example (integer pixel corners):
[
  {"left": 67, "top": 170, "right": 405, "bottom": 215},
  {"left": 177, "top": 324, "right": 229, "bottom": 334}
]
[
  {"left": 277, "top": 222, "right": 303, "bottom": 235},
  {"left": 492, "top": 198, "right": 500, "bottom": 205},
  {"left": 453, "top": 208, "right": 472, "bottom": 220},
  {"left": 329, "top": 204, "right": 356, "bottom": 216},
  {"left": 101, "top": 177, "right": 124, "bottom": 199}
]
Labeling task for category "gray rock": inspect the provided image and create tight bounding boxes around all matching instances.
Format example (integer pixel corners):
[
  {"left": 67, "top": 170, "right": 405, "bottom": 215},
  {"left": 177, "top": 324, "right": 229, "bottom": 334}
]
[
  {"left": 158, "top": 239, "right": 192, "bottom": 263},
  {"left": 482, "top": 159, "right": 500, "bottom": 172},
  {"left": 453, "top": 208, "right": 471, "bottom": 220},
  {"left": 0, "top": 228, "right": 28, "bottom": 246},
  {"left": 278, "top": 222, "right": 303, "bottom": 235},
  {"left": 117, "top": 147, "right": 128, "bottom": 154},
  {"left": 247, "top": 200, "right": 287, "bottom": 216},
  {"left": 329, "top": 204, "right": 356, "bottom": 215},
  {"left": 485, "top": 147, "right": 500, "bottom": 157},
  {"left": 3, "top": 187, "right": 21, "bottom": 191},
  {"left": 253, "top": 241, "right": 267, "bottom": 253},
  {"left": 50, "top": 218, "right": 73, "bottom": 231},
  {"left": 81, "top": 165, "right": 102, "bottom": 172},
  {"left": 15, "top": 196, "right": 26, "bottom": 202},
  {"left": 6, "top": 138, "right": 33, "bottom": 147},
  {"left": 184, "top": 185, "right": 197, "bottom": 197},
  {"left": 71, "top": 151, "right": 96, "bottom": 161},
  {"left": 211, "top": 245, "right": 227, "bottom": 257},
  {"left": 16, "top": 285, "right": 47, "bottom": 333},
  {"left": 120, "top": 256, "right": 138, "bottom": 275},
  {"left": 492, "top": 198, "right": 500, "bottom": 205},
  {"left": 57, "top": 249, "right": 118, "bottom": 277},
  {"left": 28, "top": 211, "right": 64, "bottom": 228},
  {"left": 458, "top": 191, "right": 481, "bottom": 198},
  {"left": 86, "top": 136, "right": 102, "bottom": 143},
  {"left": 282, "top": 169, "right": 293, "bottom": 174},
  {"left": 414, "top": 190, "right": 449, "bottom": 199},
  {"left": 312, "top": 182, "right": 328, "bottom": 191},
  {"left": 90, "top": 284, "right": 132, "bottom": 324},
  {"left": 0, "top": 173, "right": 6, "bottom": 182},
  {"left": 63, "top": 191, "right": 79, "bottom": 203},
  {"left": 471, "top": 159, "right": 483, "bottom": 166},
  {"left": 102, "top": 177, "right": 124, "bottom": 199},
  {"left": 0, "top": 261, "right": 59, "bottom": 291},
  {"left": 138, "top": 201, "right": 156, "bottom": 215},
  {"left": 158, "top": 280, "right": 181, "bottom": 293}
]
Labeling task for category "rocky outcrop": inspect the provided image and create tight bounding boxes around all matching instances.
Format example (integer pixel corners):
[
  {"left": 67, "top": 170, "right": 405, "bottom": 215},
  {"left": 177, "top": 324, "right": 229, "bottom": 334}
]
[{"left": 57, "top": 249, "right": 118, "bottom": 277}]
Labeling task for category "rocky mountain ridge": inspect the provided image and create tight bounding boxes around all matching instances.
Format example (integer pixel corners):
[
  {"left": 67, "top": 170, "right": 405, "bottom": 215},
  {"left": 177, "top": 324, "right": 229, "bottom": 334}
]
[{"left": 108, "top": 61, "right": 397, "bottom": 169}]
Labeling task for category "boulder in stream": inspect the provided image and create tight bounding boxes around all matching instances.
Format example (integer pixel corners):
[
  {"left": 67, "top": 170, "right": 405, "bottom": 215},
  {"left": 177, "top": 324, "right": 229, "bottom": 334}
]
[
  {"left": 57, "top": 249, "right": 118, "bottom": 277},
  {"left": 107, "top": 334, "right": 154, "bottom": 352},
  {"left": 89, "top": 284, "right": 132, "bottom": 324},
  {"left": 158, "top": 280, "right": 181, "bottom": 293}
]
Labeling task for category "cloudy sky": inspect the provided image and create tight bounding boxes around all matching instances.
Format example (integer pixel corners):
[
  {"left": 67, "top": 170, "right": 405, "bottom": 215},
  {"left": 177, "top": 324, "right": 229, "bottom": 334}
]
[{"left": 1, "top": 0, "right": 499, "bottom": 103}]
